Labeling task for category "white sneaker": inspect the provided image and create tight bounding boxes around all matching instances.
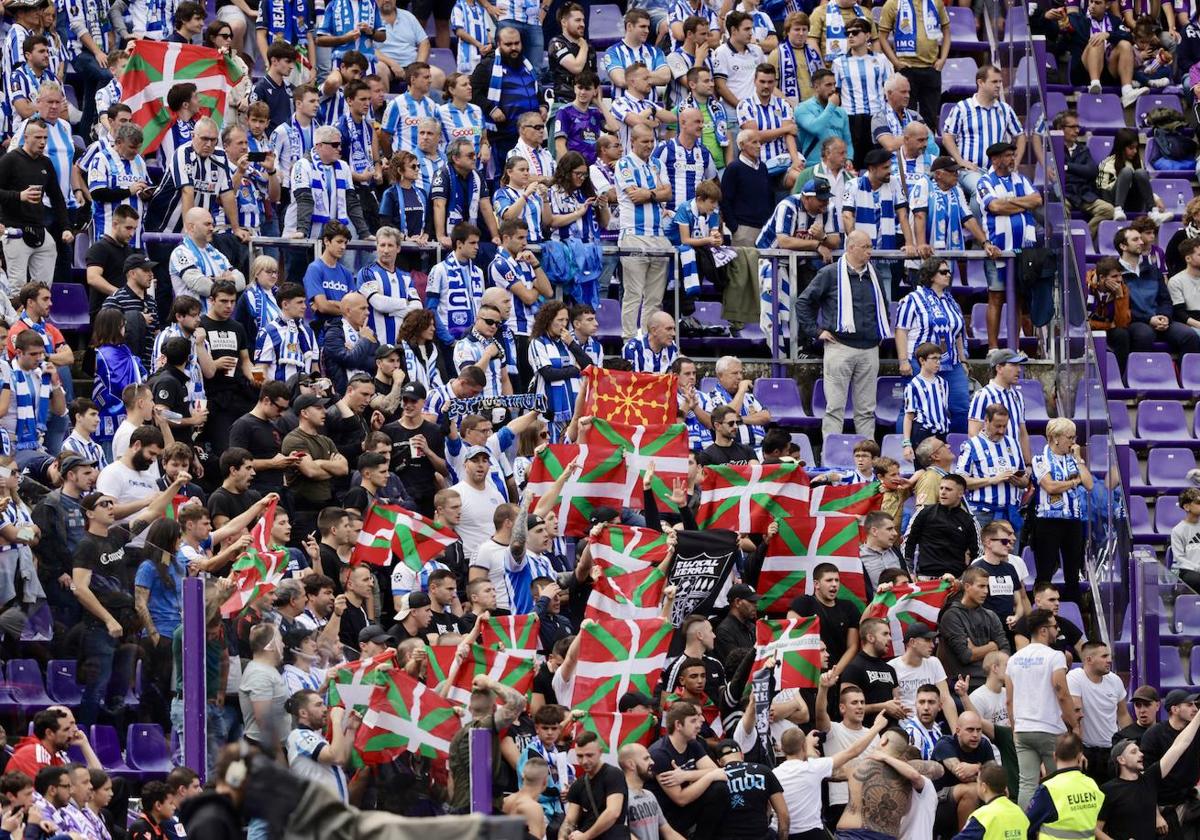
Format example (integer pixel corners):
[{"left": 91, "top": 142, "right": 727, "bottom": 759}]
[
  {"left": 1150, "top": 209, "right": 1174, "bottom": 224},
  {"left": 1113, "top": 207, "right": 1127, "bottom": 221},
  {"left": 1121, "top": 85, "right": 1148, "bottom": 107},
  {"left": 1150, "top": 76, "right": 1171, "bottom": 88},
  {"left": 1088, "top": 80, "right": 1102, "bottom": 94}
]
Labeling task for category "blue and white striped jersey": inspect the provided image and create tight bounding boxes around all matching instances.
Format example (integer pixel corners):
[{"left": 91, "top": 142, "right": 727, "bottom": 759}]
[
  {"left": 169, "top": 237, "right": 233, "bottom": 307},
  {"left": 355, "top": 261, "right": 421, "bottom": 345},
  {"left": 622, "top": 335, "right": 678, "bottom": 372},
  {"left": 86, "top": 142, "right": 149, "bottom": 248},
  {"left": 151, "top": 324, "right": 206, "bottom": 404},
  {"left": 319, "top": 0, "right": 382, "bottom": 60},
  {"left": 63, "top": 432, "right": 109, "bottom": 470},
  {"left": 610, "top": 93, "right": 660, "bottom": 150},
  {"left": 680, "top": 387, "right": 714, "bottom": 450},
  {"left": 255, "top": 317, "right": 319, "bottom": 382},
  {"left": 438, "top": 101, "right": 484, "bottom": 157},
  {"left": 708, "top": 381, "right": 767, "bottom": 447},
  {"left": 549, "top": 187, "right": 600, "bottom": 243},
  {"left": 494, "top": 185, "right": 546, "bottom": 243},
  {"left": 489, "top": 249, "right": 541, "bottom": 335},
  {"left": 602, "top": 39, "right": 668, "bottom": 89},
  {"left": 337, "top": 113, "right": 375, "bottom": 178},
  {"left": 977, "top": 169, "right": 1038, "bottom": 251},
  {"left": 270, "top": 116, "right": 316, "bottom": 187},
  {"left": 153, "top": 144, "right": 234, "bottom": 233},
  {"left": 843, "top": 173, "right": 907, "bottom": 250},
  {"left": 736, "top": 95, "right": 795, "bottom": 170},
  {"left": 382, "top": 93, "right": 438, "bottom": 155},
  {"left": 943, "top": 95, "right": 1023, "bottom": 169},
  {"left": 652, "top": 138, "right": 717, "bottom": 210},
  {"left": 904, "top": 373, "right": 950, "bottom": 436},
  {"left": 493, "top": 0, "right": 539, "bottom": 23},
  {"left": 450, "top": 0, "right": 492, "bottom": 71},
  {"left": 8, "top": 66, "right": 56, "bottom": 108},
  {"left": 756, "top": 195, "right": 837, "bottom": 249},
  {"left": 957, "top": 433, "right": 1024, "bottom": 509},
  {"left": 831, "top": 52, "right": 892, "bottom": 116},
  {"left": 908, "top": 176, "right": 972, "bottom": 251},
  {"left": 452, "top": 331, "right": 506, "bottom": 397},
  {"left": 895, "top": 286, "right": 966, "bottom": 369},
  {"left": 614, "top": 153, "right": 670, "bottom": 237},
  {"left": 1031, "top": 446, "right": 1087, "bottom": 520},
  {"left": 968, "top": 382, "right": 1026, "bottom": 453}
]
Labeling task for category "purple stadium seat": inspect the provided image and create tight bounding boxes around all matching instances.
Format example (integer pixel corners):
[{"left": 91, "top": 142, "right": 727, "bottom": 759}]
[
  {"left": 49, "top": 284, "right": 89, "bottom": 333},
  {"left": 1125, "top": 351, "right": 1183, "bottom": 395},
  {"left": 588, "top": 4, "right": 624, "bottom": 48},
  {"left": 947, "top": 432, "right": 969, "bottom": 456},
  {"left": 1030, "top": 434, "right": 1048, "bottom": 455},
  {"left": 1162, "top": 221, "right": 1184, "bottom": 246},
  {"left": 938, "top": 103, "right": 955, "bottom": 135},
  {"left": 1135, "top": 93, "right": 1184, "bottom": 127},
  {"left": 881, "top": 434, "right": 916, "bottom": 473},
  {"left": 1012, "top": 55, "right": 1043, "bottom": 91},
  {"left": 821, "top": 433, "right": 864, "bottom": 469},
  {"left": 874, "top": 377, "right": 904, "bottom": 429},
  {"left": 700, "top": 377, "right": 718, "bottom": 395},
  {"left": 0, "top": 664, "right": 17, "bottom": 713},
  {"left": 1096, "top": 220, "right": 1122, "bottom": 256},
  {"left": 1148, "top": 448, "right": 1198, "bottom": 490},
  {"left": 1058, "top": 600, "right": 1086, "bottom": 635},
  {"left": 1129, "top": 456, "right": 1150, "bottom": 492},
  {"left": 594, "top": 298, "right": 621, "bottom": 344},
  {"left": 46, "top": 660, "right": 82, "bottom": 707},
  {"left": 1007, "top": 5, "right": 1029, "bottom": 39},
  {"left": 1073, "top": 379, "right": 1108, "bottom": 420},
  {"left": 1136, "top": 400, "right": 1192, "bottom": 443},
  {"left": 19, "top": 602, "right": 53, "bottom": 641},
  {"left": 126, "top": 724, "right": 171, "bottom": 777},
  {"left": 1087, "top": 434, "right": 1110, "bottom": 472},
  {"left": 90, "top": 725, "right": 137, "bottom": 777},
  {"left": 1077, "top": 94, "right": 1128, "bottom": 134},
  {"left": 1172, "top": 595, "right": 1200, "bottom": 633},
  {"left": 961, "top": 259, "right": 988, "bottom": 292},
  {"left": 1087, "top": 135, "right": 1113, "bottom": 164},
  {"left": 1161, "top": 645, "right": 1188, "bottom": 687},
  {"left": 1014, "top": 380, "right": 1049, "bottom": 430},
  {"left": 948, "top": 6, "right": 987, "bottom": 50},
  {"left": 1152, "top": 180, "right": 1192, "bottom": 216},
  {"left": 1108, "top": 401, "right": 1134, "bottom": 444},
  {"left": 1182, "top": 354, "right": 1200, "bottom": 390},
  {"left": 1129, "top": 495, "right": 1155, "bottom": 541},
  {"left": 1158, "top": 496, "right": 1185, "bottom": 533},
  {"left": 790, "top": 434, "right": 815, "bottom": 467},
  {"left": 427, "top": 48, "right": 456, "bottom": 81},
  {"left": 1104, "top": 351, "right": 1130, "bottom": 393},
  {"left": 940, "top": 58, "right": 978, "bottom": 94},
  {"left": 7, "top": 660, "right": 53, "bottom": 707},
  {"left": 754, "top": 378, "right": 812, "bottom": 428}
]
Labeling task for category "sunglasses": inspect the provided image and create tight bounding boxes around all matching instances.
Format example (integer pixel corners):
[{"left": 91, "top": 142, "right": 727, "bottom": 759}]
[
  {"left": 322, "top": 141, "right": 342, "bottom": 148},
  {"left": 990, "top": 537, "right": 1014, "bottom": 546},
  {"left": 93, "top": 499, "right": 115, "bottom": 508},
  {"left": 936, "top": 268, "right": 951, "bottom": 275},
  {"left": 480, "top": 317, "right": 501, "bottom": 326}
]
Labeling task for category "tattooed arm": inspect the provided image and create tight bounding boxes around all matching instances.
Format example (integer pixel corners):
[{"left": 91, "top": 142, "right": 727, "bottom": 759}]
[{"left": 476, "top": 674, "right": 527, "bottom": 729}]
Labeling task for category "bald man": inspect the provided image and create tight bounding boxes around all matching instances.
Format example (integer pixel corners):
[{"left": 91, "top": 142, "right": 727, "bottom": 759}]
[
  {"left": 620, "top": 742, "right": 693, "bottom": 840},
  {"left": 623, "top": 311, "right": 679, "bottom": 373},
  {"left": 169, "top": 207, "right": 247, "bottom": 308},
  {"left": 321, "top": 291, "right": 379, "bottom": 393},
  {"left": 652, "top": 108, "right": 716, "bottom": 211},
  {"left": 930, "top": 710, "right": 995, "bottom": 830},
  {"left": 615, "top": 123, "right": 674, "bottom": 341},
  {"left": 796, "top": 229, "right": 890, "bottom": 440}
]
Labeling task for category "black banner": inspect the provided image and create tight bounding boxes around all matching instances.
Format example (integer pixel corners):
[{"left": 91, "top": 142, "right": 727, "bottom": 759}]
[
  {"left": 666, "top": 529, "right": 739, "bottom": 627},
  {"left": 448, "top": 394, "right": 548, "bottom": 419}
]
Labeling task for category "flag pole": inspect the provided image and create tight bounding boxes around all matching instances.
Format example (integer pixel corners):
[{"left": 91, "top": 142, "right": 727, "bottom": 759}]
[
  {"left": 469, "top": 728, "right": 493, "bottom": 814},
  {"left": 182, "top": 577, "right": 207, "bottom": 781}
]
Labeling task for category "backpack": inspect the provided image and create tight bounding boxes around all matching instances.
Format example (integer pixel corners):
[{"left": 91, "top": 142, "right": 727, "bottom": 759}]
[{"left": 1142, "top": 107, "right": 1198, "bottom": 162}]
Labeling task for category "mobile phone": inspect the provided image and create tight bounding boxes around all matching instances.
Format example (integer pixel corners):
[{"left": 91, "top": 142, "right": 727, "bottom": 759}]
[{"left": 247, "top": 150, "right": 269, "bottom": 163}]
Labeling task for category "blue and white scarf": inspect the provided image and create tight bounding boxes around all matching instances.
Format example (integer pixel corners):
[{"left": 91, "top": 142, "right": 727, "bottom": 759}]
[
  {"left": 246, "top": 284, "right": 283, "bottom": 333},
  {"left": 894, "top": 0, "right": 943, "bottom": 56},
  {"left": 10, "top": 367, "right": 50, "bottom": 451},
  {"left": 824, "top": 0, "right": 865, "bottom": 61},
  {"left": 834, "top": 256, "right": 892, "bottom": 338},
  {"left": 486, "top": 54, "right": 536, "bottom": 129},
  {"left": 778, "top": 39, "right": 824, "bottom": 100}
]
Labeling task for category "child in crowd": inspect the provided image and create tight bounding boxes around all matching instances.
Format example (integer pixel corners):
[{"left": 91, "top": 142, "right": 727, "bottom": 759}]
[
  {"left": 902, "top": 342, "right": 951, "bottom": 462},
  {"left": 554, "top": 74, "right": 620, "bottom": 166}
]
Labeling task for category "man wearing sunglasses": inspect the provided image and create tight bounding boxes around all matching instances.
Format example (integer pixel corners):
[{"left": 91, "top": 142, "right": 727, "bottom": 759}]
[
  {"left": 970, "top": 520, "right": 1032, "bottom": 631},
  {"left": 697, "top": 404, "right": 758, "bottom": 466},
  {"left": 288, "top": 125, "right": 370, "bottom": 243},
  {"left": 452, "top": 303, "right": 512, "bottom": 398}
]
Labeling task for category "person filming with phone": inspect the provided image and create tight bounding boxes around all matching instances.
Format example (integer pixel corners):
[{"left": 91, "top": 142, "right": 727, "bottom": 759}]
[{"left": 0, "top": 118, "right": 72, "bottom": 288}]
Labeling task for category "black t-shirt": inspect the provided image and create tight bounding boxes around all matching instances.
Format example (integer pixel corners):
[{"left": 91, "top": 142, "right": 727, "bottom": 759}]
[
  {"left": 787, "top": 595, "right": 862, "bottom": 667},
  {"left": 532, "top": 662, "right": 558, "bottom": 704},
  {"left": 719, "top": 761, "right": 782, "bottom": 840},
  {"left": 207, "top": 486, "right": 262, "bottom": 527},
  {"left": 970, "top": 559, "right": 1023, "bottom": 620},
  {"left": 647, "top": 736, "right": 710, "bottom": 830},
  {"left": 320, "top": 544, "right": 348, "bottom": 593},
  {"left": 1140, "top": 721, "right": 1200, "bottom": 805},
  {"left": 547, "top": 36, "right": 597, "bottom": 102},
  {"left": 387, "top": 621, "right": 434, "bottom": 646},
  {"left": 340, "top": 486, "right": 376, "bottom": 516},
  {"left": 338, "top": 602, "right": 369, "bottom": 653},
  {"left": 149, "top": 367, "right": 193, "bottom": 437},
  {"left": 698, "top": 442, "right": 758, "bottom": 466},
  {"left": 930, "top": 734, "right": 996, "bottom": 790},
  {"left": 565, "top": 764, "right": 630, "bottom": 840},
  {"left": 1099, "top": 763, "right": 1161, "bottom": 840},
  {"left": 430, "top": 610, "right": 460, "bottom": 636},
  {"left": 1013, "top": 612, "right": 1083, "bottom": 657},
  {"left": 839, "top": 652, "right": 899, "bottom": 723},
  {"left": 74, "top": 528, "right": 136, "bottom": 619},
  {"left": 229, "top": 414, "right": 286, "bottom": 492},
  {"left": 85, "top": 235, "right": 132, "bottom": 317},
  {"left": 385, "top": 420, "right": 445, "bottom": 506},
  {"left": 325, "top": 403, "right": 370, "bottom": 465},
  {"left": 1113, "top": 721, "right": 1150, "bottom": 745},
  {"left": 200, "top": 315, "right": 250, "bottom": 398}
]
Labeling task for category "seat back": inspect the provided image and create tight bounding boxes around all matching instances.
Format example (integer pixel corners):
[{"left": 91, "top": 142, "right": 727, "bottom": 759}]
[
  {"left": 1157, "top": 496, "right": 1185, "bottom": 533},
  {"left": 754, "top": 378, "right": 805, "bottom": 414},
  {"left": 1148, "top": 448, "right": 1198, "bottom": 486},
  {"left": 1125, "top": 352, "right": 1181, "bottom": 390},
  {"left": 1137, "top": 400, "right": 1190, "bottom": 441},
  {"left": 46, "top": 660, "right": 82, "bottom": 706},
  {"left": 126, "top": 723, "right": 172, "bottom": 772},
  {"left": 821, "top": 433, "right": 864, "bottom": 469},
  {"left": 49, "top": 284, "right": 90, "bottom": 332},
  {"left": 1076, "top": 94, "right": 1126, "bottom": 130},
  {"left": 7, "top": 659, "right": 50, "bottom": 705},
  {"left": 790, "top": 434, "right": 815, "bottom": 466},
  {"left": 90, "top": 725, "right": 125, "bottom": 767}
]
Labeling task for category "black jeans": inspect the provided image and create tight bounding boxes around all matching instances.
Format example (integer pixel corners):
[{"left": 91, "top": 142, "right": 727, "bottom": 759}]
[
  {"left": 900, "top": 66, "right": 943, "bottom": 129},
  {"left": 1031, "top": 517, "right": 1086, "bottom": 603}
]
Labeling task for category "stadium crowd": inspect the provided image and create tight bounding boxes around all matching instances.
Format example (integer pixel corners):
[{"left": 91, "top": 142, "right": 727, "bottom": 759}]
[{"left": 0, "top": 0, "right": 1189, "bottom": 836}]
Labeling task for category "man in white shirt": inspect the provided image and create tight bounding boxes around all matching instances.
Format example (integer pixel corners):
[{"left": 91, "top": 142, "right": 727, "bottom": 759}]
[
  {"left": 469, "top": 503, "right": 518, "bottom": 610},
  {"left": 1005, "top": 607, "right": 1078, "bottom": 808},
  {"left": 889, "top": 625, "right": 958, "bottom": 729},
  {"left": 1067, "top": 640, "right": 1132, "bottom": 785},
  {"left": 712, "top": 12, "right": 766, "bottom": 114},
  {"left": 964, "top": 649, "right": 1009, "bottom": 749},
  {"left": 814, "top": 681, "right": 878, "bottom": 826},
  {"left": 95, "top": 425, "right": 165, "bottom": 524},
  {"left": 449, "top": 446, "right": 507, "bottom": 561}
]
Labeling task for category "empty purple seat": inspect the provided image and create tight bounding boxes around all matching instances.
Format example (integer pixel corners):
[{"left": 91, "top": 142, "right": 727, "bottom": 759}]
[
  {"left": 1148, "top": 448, "right": 1198, "bottom": 489},
  {"left": 947, "top": 432, "right": 970, "bottom": 455},
  {"left": 46, "top": 660, "right": 82, "bottom": 707},
  {"left": 811, "top": 378, "right": 855, "bottom": 416},
  {"left": 594, "top": 298, "right": 621, "bottom": 343},
  {"left": 90, "top": 725, "right": 137, "bottom": 777},
  {"left": 19, "top": 602, "right": 53, "bottom": 642},
  {"left": 1129, "top": 495, "right": 1155, "bottom": 541},
  {"left": 1108, "top": 400, "right": 1134, "bottom": 444},
  {"left": 754, "top": 378, "right": 812, "bottom": 428},
  {"left": 1007, "top": 5, "right": 1029, "bottom": 39},
  {"left": 790, "top": 433, "right": 815, "bottom": 466},
  {"left": 1152, "top": 180, "right": 1190, "bottom": 215},
  {"left": 1160, "top": 645, "right": 1188, "bottom": 688},
  {"left": 588, "top": 4, "right": 624, "bottom": 48},
  {"left": 1077, "top": 94, "right": 1128, "bottom": 133},
  {"left": 1137, "top": 400, "right": 1192, "bottom": 443},
  {"left": 1135, "top": 93, "right": 1184, "bottom": 126},
  {"left": 1181, "top": 354, "right": 1200, "bottom": 390},
  {"left": 940, "top": 58, "right": 978, "bottom": 94},
  {"left": 1173, "top": 595, "right": 1200, "bottom": 633},
  {"left": 49, "top": 284, "right": 89, "bottom": 333},
  {"left": 1014, "top": 380, "right": 1049, "bottom": 429},
  {"left": 1088, "top": 434, "right": 1110, "bottom": 472},
  {"left": 1073, "top": 379, "right": 1108, "bottom": 420},
  {"left": 8, "top": 660, "right": 53, "bottom": 707},
  {"left": 961, "top": 259, "right": 988, "bottom": 292},
  {"left": 1158, "top": 496, "right": 1185, "bottom": 533},
  {"left": 1125, "top": 351, "right": 1182, "bottom": 394},
  {"left": 1162, "top": 221, "right": 1184, "bottom": 247},
  {"left": 948, "top": 7, "right": 986, "bottom": 49},
  {"left": 821, "top": 433, "right": 864, "bottom": 469},
  {"left": 700, "top": 376, "right": 718, "bottom": 395},
  {"left": 427, "top": 48, "right": 455, "bottom": 81},
  {"left": 1096, "top": 220, "right": 1122, "bottom": 256},
  {"left": 1088, "top": 135, "right": 1114, "bottom": 164},
  {"left": 126, "top": 724, "right": 171, "bottom": 777},
  {"left": 874, "top": 377, "right": 904, "bottom": 428},
  {"left": 1059, "top": 600, "right": 1086, "bottom": 634}
]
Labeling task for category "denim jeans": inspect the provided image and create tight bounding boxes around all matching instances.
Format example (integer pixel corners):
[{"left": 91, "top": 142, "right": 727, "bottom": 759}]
[
  {"left": 503, "top": 19, "right": 545, "bottom": 74},
  {"left": 72, "top": 50, "right": 114, "bottom": 141},
  {"left": 170, "top": 696, "right": 230, "bottom": 776},
  {"left": 79, "top": 624, "right": 138, "bottom": 726}
]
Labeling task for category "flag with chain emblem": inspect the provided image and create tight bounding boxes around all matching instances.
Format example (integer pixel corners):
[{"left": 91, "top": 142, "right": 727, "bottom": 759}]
[
  {"left": 697, "top": 462, "right": 812, "bottom": 532},
  {"left": 585, "top": 566, "right": 667, "bottom": 621},
  {"left": 568, "top": 712, "right": 659, "bottom": 764},
  {"left": 526, "top": 443, "right": 629, "bottom": 536},
  {"left": 570, "top": 618, "right": 674, "bottom": 713},
  {"left": 424, "top": 644, "right": 535, "bottom": 706},
  {"left": 583, "top": 367, "right": 677, "bottom": 426},
  {"left": 803, "top": 481, "right": 884, "bottom": 516},
  {"left": 861, "top": 579, "right": 959, "bottom": 657},
  {"left": 478, "top": 614, "right": 541, "bottom": 657},
  {"left": 355, "top": 669, "right": 463, "bottom": 763},
  {"left": 590, "top": 525, "right": 673, "bottom": 576},
  {"left": 758, "top": 516, "right": 867, "bottom": 615},
  {"left": 585, "top": 418, "right": 689, "bottom": 509},
  {"left": 352, "top": 503, "right": 458, "bottom": 569},
  {"left": 754, "top": 617, "right": 823, "bottom": 689},
  {"left": 327, "top": 649, "right": 398, "bottom": 711}
]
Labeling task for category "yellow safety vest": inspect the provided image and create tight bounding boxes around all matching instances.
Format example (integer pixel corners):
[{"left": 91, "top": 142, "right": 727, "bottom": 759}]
[
  {"left": 973, "top": 794, "right": 1030, "bottom": 840},
  {"left": 1039, "top": 769, "right": 1104, "bottom": 840}
]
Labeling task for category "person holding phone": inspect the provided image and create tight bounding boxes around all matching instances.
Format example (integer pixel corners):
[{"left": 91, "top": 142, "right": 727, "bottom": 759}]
[{"left": 956, "top": 402, "right": 1030, "bottom": 533}]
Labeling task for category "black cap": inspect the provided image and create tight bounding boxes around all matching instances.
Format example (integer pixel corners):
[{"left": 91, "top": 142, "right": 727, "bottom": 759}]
[
  {"left": 589, "top": 506, "right": 621, "bottom": 527},
  {"left": 986, "top": 141, "right": 1017, "bottom": 158},
  {"left": 930, "top": 156, "right": 961, "bottom": 173},
  {"left": 800, "top": 179, "right": 833, "bottom": 199},
  {"left": 59, "top": 454, "right": 97, "bottom": 474},
  {"left": 904, "top": 624, "right": 938, "bottom": 643},
  {"left": 358, "top": 624, "right": 395, "bottom": 646},
  {"left": 1164, "top": 689, "right": 1199, "bottom": 709},
  {"left": 526, "top": 513, "right": 547, "bottom": 530},
  {"left": 727, "top": 583, "right": 760, "bottom": 603},
  {"left": 618, "top": 691, "right": 655, "bottom": 712},
  {"left": 375, "top": 343, "right": 401, "bottom": 361},
  {"left": 123, "top": 253, "right": 157, "bottom": 273},
  {"left": 282, "top": 626, "right": 316, "bottom": 649},
  {"left": 401, "top": 381, "right": 428, "bottom": 401},
  {"left": 293, "top": 393, "right": 323, "bottom": 412},
  {"left": 394, "top": 591, "right": 433, "bottom": 621},
  {"left": 863, "top": 148, "right": 891, "bottom": 167},
  {"left": 714, "top": 739, "right": 742, "bottom": 758}
]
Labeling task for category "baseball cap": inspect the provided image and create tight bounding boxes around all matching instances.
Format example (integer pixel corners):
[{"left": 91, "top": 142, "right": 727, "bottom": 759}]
[
  {"left": 526, "top": 513, "right": 547, "bottom": 530},
  {"left": 1163, "top": 688, "right": 1199, "bottom": 709},
  {"left": 394, "top": 591, "right": 432, "bottom": 622},
  {"left": 930, "top": 156, "right": 961, "bottom": 173},
  {"left": 986, "top": 141, "right": 1017, "bottom": 158},
  {"left": 1132, "top": 685, "right": 1161, "bottom": 703},
  {"left": 293, "top": 393, "right": 323, "bottom": 412},
  {"left": 59, "top": 454, "right": 97, "bottom": 475},
  {"left": 985, "top": 348, "right": 1029, "bottom": 367},
  {"left": 1110, "top": 738, "right": 1138, "bottom": 764},
  {"left": 375, "top": 343, "right": 401, "bottom": 361},
  {"left": 123, "top": 254, "right": 157, "bottom": 273},
  {"left": 618, "top": 692, "right": 655, "bottom": 713},
  {"left": 401, "top": 381, "right": 428, "bottom": 401},
  {"left": 464, "top": 445, "right": 492, "bottom": 461},
  {"left": 714, "top": 740, "right": 742, "bottom": 759},
  {"left": 863, "top": 148, "right": 891, "bottom": 168},
  {"left": 80, "top": 492, "right": 113, "bottom": 512},
  {"left": 800, "top": 179, "right": 832, "bottom": 199},
  {"left": 904, "top": 624, "right": 938, "bottom": 643},
  {"left": 727, "top": 583, "right": 761, "bottom": 603},
  {"left": 358, "top": 624, "right": 396, "bottom": 646},
  {"left": 589, "top": 506, "right": 621, "bottom": 527}
]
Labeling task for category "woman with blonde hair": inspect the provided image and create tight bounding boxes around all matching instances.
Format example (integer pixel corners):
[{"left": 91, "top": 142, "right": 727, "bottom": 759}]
[
  {"left": 234, "top": 255, "right": 282, "bottom": 337},
  {"left": 0, "top": 452, "right": 45, "bottom": 615},
  {"left": 1030, "top": 418, "right": 1093, "bottom": 603}
]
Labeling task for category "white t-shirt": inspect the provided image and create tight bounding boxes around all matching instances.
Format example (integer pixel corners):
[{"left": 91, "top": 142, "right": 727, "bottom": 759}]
[
  {"left": 711, "top": 42, "right": 767, "bottom": 103},
  {"left": 825, "top": 721, "right": 878, "bottom": 805},
  {"left": 773, "top": 756, "right": 833, "bottom": 833},
  {"left": 1066, "top": 669, "right": 1128, "bottom": 748},
  {"left": 969, "top": 682, "right": 1010, "bottom": 732},
  {"left": 450, "top": 480, "right": 506, "bottom": 561},
  {"left": 111, "top": 419, "right": 140, "bottom": 460},
  {"left": 888, "top": 654, "right": 948, "bottom": 710},
  {"left": 899, "top": 777, "right": 937, "bottom": 840},
  {"left": 1008, "top": 642, "right": 1068, "bottom": 735},
  {"left": 770, "top": 687, "right": 803, "bottom": 745},
  {"left": 96, "top": 459, "right": 162, "bottom": 523},
  {"left": 472, "top": 537, "right": 512, "bottom": 611}
]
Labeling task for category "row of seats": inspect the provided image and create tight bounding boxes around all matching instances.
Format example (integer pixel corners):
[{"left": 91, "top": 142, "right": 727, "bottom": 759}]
[
  {"left": 1107, "top": 400, "right": 1200, "bottom": 447},
  {"left": 1105, "top": 352, "right": 1200, "bottom": 397},
  {"left": 0, "top": 658, "right": 142, "bottom": 710}
]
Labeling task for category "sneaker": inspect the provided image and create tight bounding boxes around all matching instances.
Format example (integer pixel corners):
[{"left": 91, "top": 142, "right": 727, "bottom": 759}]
[
  {"left": 1088, "top": 80, "right": 1102, "bottom": 94},
  {"left": 1112, "top": 206, "right": 1127, "bottom": 221},
  {"left": 1121, "top": 85, "right": 1148, "bottom": 107},
  {"left": 1150, "top": 208, "right": 1174, "bottom": 224},
  {"left": 1149, "top": 76, "right": 1171, "bottom": 88}
]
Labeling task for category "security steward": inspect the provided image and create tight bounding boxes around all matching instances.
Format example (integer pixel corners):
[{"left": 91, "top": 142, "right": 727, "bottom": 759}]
[
  {"left": 1025, "top": 733, "right": 1103, "bottom": 840},
  {"left": 148, "top": 336, "right": 198, "bottom": 443},
  {"left": 952, "top": 763, "right": 1028, "bottom": 840}
]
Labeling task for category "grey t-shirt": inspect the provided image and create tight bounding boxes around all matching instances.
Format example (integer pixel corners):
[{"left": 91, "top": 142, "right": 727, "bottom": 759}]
[
  {"left": 628, "top": 787, "right": 668, "bottom": 840},
  {"left": 239, "top": 660, "right": 292, "bottom": 746},
  {"left": 1168, "top": 269, "right": 1200, "bottom": 321}
]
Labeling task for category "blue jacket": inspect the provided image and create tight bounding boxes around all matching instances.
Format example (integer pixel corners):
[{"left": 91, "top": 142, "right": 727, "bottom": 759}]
[
  {"left": 1119, "top": 258, "right": 1173, "bottom": 322},
  {"left": 795, "top": 97, "right": 854, "bottom": 163},
  {"left": 321, "top": 318, "right": 378, "bottom": 393}
]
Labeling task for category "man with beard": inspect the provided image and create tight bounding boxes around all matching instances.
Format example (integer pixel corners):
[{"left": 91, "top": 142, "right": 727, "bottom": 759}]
[
  {"left": 621, "top": 742, "right": 688, "bottom": 840},
  {"left": 200, "top": 279, "right": 256, "bottom": 455},
  {"left": 384, "top": 382, "right": 448, "bottom": 516},
  {"left": 840, "top": 618, "right": 906, "bottom": 725},
  {"left": 282, "top": 394, "right": 349, "bottom": 539},
  {"left": 94, "top": 426, "right": 170, "bottom": 523},
  {"left": 563, "top": 732, "right": 631, "bottom": 840},
  {"left": 469, "top": 27, "right": 544, "bottom": 168},
  {"left": 33, "top": 454, "right": 97, "bottom": 627},
  {"left": 714, "top": 584, "right": 759, "bottom": 663},
  {"left": 284, "top": 689, "right": 361, "bottom": 803}
]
